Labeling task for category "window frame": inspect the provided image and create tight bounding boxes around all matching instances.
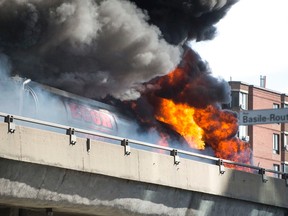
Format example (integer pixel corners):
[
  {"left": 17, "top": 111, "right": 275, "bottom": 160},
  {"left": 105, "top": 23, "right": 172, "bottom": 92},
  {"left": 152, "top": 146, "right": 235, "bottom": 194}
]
[
  {"left": 273, "top": 103, "right": 280, "bottom": 109},
  {"left": 284, "top": 133, "right": 288, "bottom": 147},
  {"left": 283, "top": 162, "right": 288, "bottom": 173},
  {"left": 239, "top": 91, "right": 248, "bottom": 110},
  {"left": 273, "top": 133, "right": 280, "bottom": 154},
  {"left": 273, "top": 164, "right": 280, "bottom": 178}
]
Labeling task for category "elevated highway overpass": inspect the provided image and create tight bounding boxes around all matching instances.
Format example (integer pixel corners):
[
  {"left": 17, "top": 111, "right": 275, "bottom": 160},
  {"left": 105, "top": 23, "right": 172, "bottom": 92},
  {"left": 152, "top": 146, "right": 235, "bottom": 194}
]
[{"left": 0, "top": 113, "right": 287, "bottom": 216}]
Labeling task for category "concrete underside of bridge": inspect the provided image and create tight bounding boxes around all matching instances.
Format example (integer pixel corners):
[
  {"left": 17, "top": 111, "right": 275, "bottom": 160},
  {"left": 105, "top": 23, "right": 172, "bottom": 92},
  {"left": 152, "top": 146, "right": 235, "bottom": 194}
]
[
  {"left": 0, "top": 123, "right": 287, "bottom": 215},
  {"left": 0, "top": 158, "right": 287, "bottom": 216}
]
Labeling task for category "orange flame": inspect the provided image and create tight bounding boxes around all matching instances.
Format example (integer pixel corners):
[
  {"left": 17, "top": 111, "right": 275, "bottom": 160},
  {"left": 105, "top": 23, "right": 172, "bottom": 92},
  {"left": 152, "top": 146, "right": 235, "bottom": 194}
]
[
  {"left": 155, "top": 98, "right": 205, "bottom": 149},
  {"left": 193, "top": 105, "right": 251, "bottom": 164},
  {"left": 216, "top": 138, "right": 251, "bottom": 164},
  {"left": 136, "top": 57, "right": 252, "bottom": 166},
  {"left": 193, "top": 105, "right": 238, "bottom": 141},
  {"left": 155, "top": 100, "right": 251, "bottom": 165}
]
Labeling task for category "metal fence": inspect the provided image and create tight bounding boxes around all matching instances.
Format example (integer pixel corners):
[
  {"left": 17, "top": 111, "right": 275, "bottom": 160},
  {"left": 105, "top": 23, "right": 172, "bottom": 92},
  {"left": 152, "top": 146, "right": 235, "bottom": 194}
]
[{"left": 0, "top": 111, "right": 287, "bottom": 185}]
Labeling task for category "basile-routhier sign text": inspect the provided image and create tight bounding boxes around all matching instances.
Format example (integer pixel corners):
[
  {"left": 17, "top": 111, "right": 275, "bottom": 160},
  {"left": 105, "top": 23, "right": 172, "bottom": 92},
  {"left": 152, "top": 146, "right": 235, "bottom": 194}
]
[{"left": 239, "top": 108, "right": 288, "bottom": 125}]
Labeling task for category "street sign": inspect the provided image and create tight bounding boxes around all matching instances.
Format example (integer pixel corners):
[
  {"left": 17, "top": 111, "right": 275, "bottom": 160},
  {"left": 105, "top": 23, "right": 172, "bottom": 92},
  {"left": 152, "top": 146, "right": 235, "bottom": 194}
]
[{"left": 239, "top": 108, "right": 288, "bottom": 125}]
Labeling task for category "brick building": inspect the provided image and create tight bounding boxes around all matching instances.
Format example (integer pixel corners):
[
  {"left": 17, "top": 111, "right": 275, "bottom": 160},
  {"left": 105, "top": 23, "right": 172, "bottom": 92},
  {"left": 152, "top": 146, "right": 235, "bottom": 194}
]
[{"left": 228, "top": 80, "right": 288, "bottom": 176}]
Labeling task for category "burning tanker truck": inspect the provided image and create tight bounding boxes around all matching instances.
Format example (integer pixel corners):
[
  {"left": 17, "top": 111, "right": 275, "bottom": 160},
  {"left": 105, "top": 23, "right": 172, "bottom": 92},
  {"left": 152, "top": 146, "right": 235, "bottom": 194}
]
[
  {"left": 0, "top": 56, "right": 252, "bottom": 167},
  {"left": 0, "top": 0, "right": 251, "bottom": 165},
  {"left": 0, "top": 75, "right": 208, "bottom": 151},
  {"left": 0, "top": 76, "right": 143, "bottom": 140}
]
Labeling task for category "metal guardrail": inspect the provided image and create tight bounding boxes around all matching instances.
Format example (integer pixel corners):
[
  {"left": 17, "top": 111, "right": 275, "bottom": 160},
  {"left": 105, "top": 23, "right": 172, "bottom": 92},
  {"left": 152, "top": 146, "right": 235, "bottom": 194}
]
[{"left": 0, "top": 111, "right": 287, "bottom": 185}]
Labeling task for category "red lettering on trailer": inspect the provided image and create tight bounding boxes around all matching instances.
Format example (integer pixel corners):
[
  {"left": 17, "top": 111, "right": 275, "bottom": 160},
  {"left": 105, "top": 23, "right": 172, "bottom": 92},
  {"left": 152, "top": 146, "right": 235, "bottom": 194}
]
[
  {"left": 90, "top": 110, "right": 102, "bottom": 126},
  {"left": 67, "top": 102, "right": 114, "bottom": 130},
  {"left": 100, "top": 112, "right": 113, "bottom": 128},
  {"left": 68, "top": 103, "right": 81, "bottom": 119},
  {"left": 80, "top": 106, "right": 92, "bottom": 123}
]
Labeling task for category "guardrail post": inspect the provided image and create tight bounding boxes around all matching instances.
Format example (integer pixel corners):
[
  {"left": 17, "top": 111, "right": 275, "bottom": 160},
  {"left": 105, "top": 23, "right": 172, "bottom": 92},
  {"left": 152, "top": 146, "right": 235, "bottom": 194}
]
[
  {"left": 86, "top": 138, "right": 91, "bottom": 152},
  {"left": 170, "top": 149, "right": 180, "bottom": 165},
  {"left": 4, "top": 115, "right": 15, "bottom": 133},
  {"left": 259, "top": 168, "right": 268, "bottom": 183},
  {"left": 121, "top": 139, "right": 131, "bottom": 155},
  {"left": 217, "top": 159, "right": 225, "bottom": 174},
  {"left": 66, "top": 128, "right": 76, "bottom": 145}
]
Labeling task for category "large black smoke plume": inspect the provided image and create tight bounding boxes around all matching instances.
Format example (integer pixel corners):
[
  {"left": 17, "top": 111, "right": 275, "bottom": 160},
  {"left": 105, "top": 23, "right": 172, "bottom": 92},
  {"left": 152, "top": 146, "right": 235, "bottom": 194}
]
[
  {"left": 0, "top": 0, "right": 237, "bottom": 101},
  {"left": 130, "top": 0, "right": 238, "bottom": 44}
]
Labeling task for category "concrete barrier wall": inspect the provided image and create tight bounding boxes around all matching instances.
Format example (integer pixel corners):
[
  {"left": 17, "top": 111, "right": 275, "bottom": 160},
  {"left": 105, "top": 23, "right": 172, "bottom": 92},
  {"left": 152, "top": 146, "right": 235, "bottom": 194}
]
[
  {"left": 0, "top": 122, "right": 287, "bottom": 213},
  {"left": 0, "top": 158, "right": 287, "bottom": 216}
]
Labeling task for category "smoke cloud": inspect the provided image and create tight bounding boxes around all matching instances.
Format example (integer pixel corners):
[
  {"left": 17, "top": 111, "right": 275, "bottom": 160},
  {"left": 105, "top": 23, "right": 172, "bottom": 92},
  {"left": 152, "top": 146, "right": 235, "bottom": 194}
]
[
  {"left": 130, "top": 0, "right": 238, "bottom": 44},
  {"left": 0, "top": 0, "right": 249, "bottom": 163},
  {"left": 0, "top": 0, "right": 237, "bottom": 101},
  {"left": 149, "top": 47, "right": 231, "bottom": 108},
  {"left": 0, "top": 0, "right": 180, "bottom": 100}
]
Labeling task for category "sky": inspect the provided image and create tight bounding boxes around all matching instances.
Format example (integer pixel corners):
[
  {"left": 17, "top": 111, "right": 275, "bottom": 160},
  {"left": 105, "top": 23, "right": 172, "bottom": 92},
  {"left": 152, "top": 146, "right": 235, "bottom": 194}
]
[{"left": 192, "top": 0, "right": 288, "bottom": 94}]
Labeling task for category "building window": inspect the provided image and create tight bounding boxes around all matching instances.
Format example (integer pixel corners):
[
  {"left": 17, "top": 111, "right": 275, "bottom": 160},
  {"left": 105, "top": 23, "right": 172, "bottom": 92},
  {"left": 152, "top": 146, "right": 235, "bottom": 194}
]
[
  {"left": 284, "top": 133, "right": 288, "bottom": 150},
  {"left": 239, "top": 92, "right": 248, "bottom": 110},
  {"left": 273, "top": 164, "right": 280, "bottom": 178},
  {"left": 230, "top": 91, "right": 248, "bottom": 110},
  {"left": 273, "top": 103, "right": 280, "bottom": 109},
  {"left": 239, "top": 125, "right": 249, "bottom": 141},
  {"left": 283, "top": 163, "right": 288, "bottom": 173},
  {"left": 231, "top": 91, "right": 239, "bottom": 109},
  {"left": 273, "top": 133, "right": 280, "bottom": 154}
]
